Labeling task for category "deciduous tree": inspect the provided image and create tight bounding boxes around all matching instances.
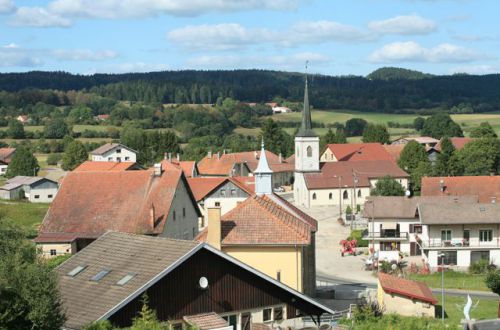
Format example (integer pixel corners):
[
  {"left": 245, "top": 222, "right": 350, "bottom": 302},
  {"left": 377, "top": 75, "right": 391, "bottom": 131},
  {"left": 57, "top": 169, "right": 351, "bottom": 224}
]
[
  {"left": 370, "top": 176, "right": 405, "bottom": 196},
  {"left": 62, "top": 141, "right": 88, "bottom": 171},
  {"left": 421, "top": 113, "right": 463, "bottom": 139},
  {"left": 7, "top": 119, "right": 25, "bottom": 139},
  {"left": 5, "top": 146, "right": 39, "bottom": 178},
  {"left": 470, "top": 122, "right": 497, "bottom": 138},
  {"left": 362, "top": 124, "right": 390, "bottom": 144}
]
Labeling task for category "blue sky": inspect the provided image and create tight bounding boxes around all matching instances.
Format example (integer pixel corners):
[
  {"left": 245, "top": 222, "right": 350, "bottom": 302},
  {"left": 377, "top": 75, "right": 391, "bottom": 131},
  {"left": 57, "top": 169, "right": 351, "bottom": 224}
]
[{"left": 0, "top": 0, "right": 499, "bottom": 75}]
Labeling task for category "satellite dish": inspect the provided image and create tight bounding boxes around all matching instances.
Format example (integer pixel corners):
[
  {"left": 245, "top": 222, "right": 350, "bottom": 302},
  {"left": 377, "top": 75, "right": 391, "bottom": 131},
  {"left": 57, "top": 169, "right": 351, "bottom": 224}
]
[
  {"left": 199, "top": 276, "right": 209, "bottom": 290},
  {"left": 405, "top": 190, "right": 411, "bottom": 197}
]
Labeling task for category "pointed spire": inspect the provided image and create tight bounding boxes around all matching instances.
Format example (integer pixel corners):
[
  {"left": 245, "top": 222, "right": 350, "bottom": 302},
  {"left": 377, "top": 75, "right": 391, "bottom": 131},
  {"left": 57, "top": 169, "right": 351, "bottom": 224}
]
[
  {"left": 296, "top": 61, "right": 316, "bottom": 138},
  {"left": 255, "top": 138, "right": 273, "bottom": 195}
]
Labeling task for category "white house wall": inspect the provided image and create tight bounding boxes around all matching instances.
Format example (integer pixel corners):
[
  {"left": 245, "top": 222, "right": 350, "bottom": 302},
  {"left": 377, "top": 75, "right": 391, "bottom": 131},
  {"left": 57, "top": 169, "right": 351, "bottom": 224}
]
[
  {"left": 308, "top": 187, "right": 370, "bottom": 209},
  {"left": 92, "top": 147, "right": 136, "bottom": 162}
]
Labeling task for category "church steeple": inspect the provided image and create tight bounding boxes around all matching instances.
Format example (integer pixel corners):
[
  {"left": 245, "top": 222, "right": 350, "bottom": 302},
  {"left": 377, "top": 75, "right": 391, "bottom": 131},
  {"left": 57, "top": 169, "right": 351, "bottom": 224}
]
[
  {"left": 296, "top": 67, "right": 316, "bottom": 138},
  {"left": 254, "top": 139, "right": 273, "bottom": 195}
]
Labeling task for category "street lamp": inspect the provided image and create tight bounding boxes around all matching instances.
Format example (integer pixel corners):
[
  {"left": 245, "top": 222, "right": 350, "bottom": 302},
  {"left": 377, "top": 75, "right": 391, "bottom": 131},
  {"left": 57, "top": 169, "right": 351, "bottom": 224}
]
[
  {"left": 333, "top": 175, "right": 343, "bottom": 221},
  {"left": 365, "top": 200, "right": 375, "bottom": 254},
  {"left": 438, "top": 252, "right": 446, "bottom": 323}
]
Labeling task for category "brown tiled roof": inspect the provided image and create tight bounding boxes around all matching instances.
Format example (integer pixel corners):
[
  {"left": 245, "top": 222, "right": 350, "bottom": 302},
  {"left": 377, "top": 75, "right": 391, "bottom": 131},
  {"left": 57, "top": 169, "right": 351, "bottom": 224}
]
[
  {"left": 188, "top": 176, "right": 255, "bottom": 202},
  {"left": 56, "top": 232, "right": 199, "bottom": 330},
  {"left": 74, "top": 161, "right": 138, "bottom": 172},
  {"left": 37, "top": 165, "right": 192, "bottom": 241},
  {"left": 383, "top": 145, "right": 405, "bottom": 162},
  {"left": 90, "top": 143, "right": 136, "bottom": 156},
  {"left": 435, "top": 137, "right": 473, "bottom": 151},
  {"left": 183, "top": 313, "right": 229, "bottom": 330},
  {"left": 198, "top": 193, "right": 317, "bottom": 246},
  {"left": 363, "top": 195, "right": 478, "bottom": 219},
  {"left": 304, "top": 160, "right": 409, "bottom": 190},
  {"left": 197, "top": 150, "right": 293, "bottom": 176},
  {"left": 392, "top": 137, "right": 439, "bottom": 145},
  {"left": 419, "top": 202, "right": 500, "bottom": 225},
  {"left": 325, "top": 143, "right": 393, "bottom": 162},
  {"left": 0, "top": 147, "right": 16, "bottom": 163},
  {"left": 379, "top": 273, "right": 437, "bottom": 304},
  {"left": 422, "top": 176, "right": 500, "bottom": 203},
  {"left": 167, "top": 160, "right": 197, "bottom": 178}
]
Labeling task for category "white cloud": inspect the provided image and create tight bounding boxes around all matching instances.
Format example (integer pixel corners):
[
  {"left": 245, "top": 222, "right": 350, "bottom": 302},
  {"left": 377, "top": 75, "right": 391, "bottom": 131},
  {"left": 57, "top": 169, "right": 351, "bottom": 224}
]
[
  {"left": 0, "top": 0, "right": 14, "bottom": 14},
  {"left": 3, "top": 43, "right": 19, "bottom": 49},
  {"left": 0, "top": 48, "right": 42, "bottom": 67},
  {"left": 10, "top": 7, "right": 72, "bottom": 27},
  {"left": 368, "top": 41, "right": 485, "bottom": 63},
  {"left": 51, "top": 49, "right": 118, "bottom": 61},
  {"left": 186, "top": 52, "right": 331, "bottom": 69},
  {"left": 450, "top": 64, "right": 500, "bottom": 75},
  {"left": 368, "top": 14, "right": 436, "bottom": 35},
  {"left": 290, "top": 20, "right": 373, "bottom": 44}
]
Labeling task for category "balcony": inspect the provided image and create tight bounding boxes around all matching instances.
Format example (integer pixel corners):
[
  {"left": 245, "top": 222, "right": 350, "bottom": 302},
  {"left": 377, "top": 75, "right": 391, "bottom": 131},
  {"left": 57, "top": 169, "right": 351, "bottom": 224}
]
[
  {"left": 363, "top": 231, "right": 409, "bottom": 241},
  {"left": 422, "top": 239, "right": 500, "bottom": 249}
]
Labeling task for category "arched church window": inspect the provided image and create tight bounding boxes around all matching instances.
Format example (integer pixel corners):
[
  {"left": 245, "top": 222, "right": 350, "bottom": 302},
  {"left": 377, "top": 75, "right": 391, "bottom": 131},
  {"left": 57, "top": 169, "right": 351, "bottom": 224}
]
[
  {"left": 357, "top": 190, "right": 362, "bottom": 198},
  {"left": 307, "top": 146, "right": 312, "bottom": 157},
  {"left": 312, "top": 193, "right": 317, "bottom": 200},
  {"left": 329, "top": 192, "right": 333, "bottom": 200},
  {"left": 343, "top": 191, "right": 348, "bottom": 200}
]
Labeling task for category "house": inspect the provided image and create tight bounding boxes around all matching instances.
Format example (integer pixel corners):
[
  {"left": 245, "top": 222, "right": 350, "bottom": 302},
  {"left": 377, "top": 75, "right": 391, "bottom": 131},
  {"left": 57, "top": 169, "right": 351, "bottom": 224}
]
[
  {"left": 391, "top": 137, "right": 439, "bottom": 149},
  {"left": 56, "top": 232, "right": 334, "bottom": 330},
  {"left": 16, "top": 115, "right": 30, "bottom": 124},
  {"left": 90, "top": 143, "right": 137, "bottom": 163},
  {"left": 188, "top": 176, "right": 254, "bottom": 227},
  {"left": 293, "top": 75, "right": 409, "bottom": 209},
  {"left": 435, "top": 137, "right": 473, "bottom": 151},
  {"left": 74, "top": 161, "right": 141, "bottom": 172},
  {"left": 320, "top": 143, "right": 394, "bottom": 163},
  {"left": 95, "top": 114, "right": 110, "bottom": 121},
  {"left": 272, "top": 106, "right": 292, "bottom": 114},
  {"left": 35, "top": 161, "right": 201, "bottom": 257},
  {"left": 377, "top": 273, "right": 437, "bottom": 318},
  {"left": 0, "top": 176, "right": 59, "bottom": 202},
  {"left": 421, "top": 176, "right": 500, "bottom": 203},
  {"left": 196, "top": 143, "right": 318, "bottom": 295},
  {"left": 265, "top": 102, "right": 278, "bottom": 108},
  {"left": 197, "top": 150, "right": 294, "bottom": 188},
  {"left": 418, "top": 202, "right": 500, "bottom": 270},
  {"left": 0, "top": 147, "right": 16, "bottom": 175},
  {"left": 362, "top": 196, "right": 478, "bottom": 256}
]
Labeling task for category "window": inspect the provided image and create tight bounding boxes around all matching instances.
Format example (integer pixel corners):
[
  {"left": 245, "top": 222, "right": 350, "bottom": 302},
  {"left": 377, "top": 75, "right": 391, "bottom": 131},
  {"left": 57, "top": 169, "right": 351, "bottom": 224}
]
[
  {"left": 50, "top": 249, "right": 57, "bottom": 256},
  {"left": 90, "top": 269, "right": 111, "bottom": 282},
  {"left": 183, "top": 208, "right": 186, "bottom": 218},
  {"left": 116, "top": 273, "right": 136, "bottom": 286},
  {"left": 471, "top": 251, "right": 490, "bottom": 264},
  {"left": 329, "top": 193, "right": 333, "bottom": 200},
  {"left": 34, "top": 195, "right": 40, "bottom": 199},
  {"left": 438, "top": 251, "right": 457, "bottom": 265},
  {"left": 306, "top": 146, "right": 312, "bottom": 157},
  {"left": 441, "top": 229, "right": 451, "bottom": 241},
  {"left": 276, "top": 270, "right": 281, "bottom": 282},
  {"left": 116, "top": 149, "right": 121, "bottom": 153},
  {"left": 222, "top": 315, "right": 238, "bottom": 330},
  {"left": 116, "top": 157, "right": 121, "bottom": 162},
  {"left": 312, "top": 193, "right": 316, "bottom": 200},
  {"left": 125, "top": 157, "right": 130, "bottom": 161},
  {"left": 343, "top": 191, "right": 348, "bottom": 200},
  {"left": 480, "top": 230, "right": 493, "bottom": 242},
  {"left": 263, "top": 308, "right": 272, "bottom": 322},
  {"left": 410, "top": 224, "right": 422, "bottom": 234},
  {"left": 274, "top": 307, "right": 283, "bottom": 321},
  {"left": 67, "top": 265, "right": 86, "bottom": 277},
  {"left": 48, "top": 194, "right": 53, "bottom": 198},
  {"left": 173, "top": 211, "right": 176, "bottom": 221},
  {"left": 108, "top": 157, "right": 112, "bottom": 161},
  {"left": 215, "top": 202, "right": 220, "bottom": 207},
  {"left": 357, "top": 190, "right": 361, "bottom": 198},
  {"left": 221, "top": 189, "right": 226, "bottom": 197}
]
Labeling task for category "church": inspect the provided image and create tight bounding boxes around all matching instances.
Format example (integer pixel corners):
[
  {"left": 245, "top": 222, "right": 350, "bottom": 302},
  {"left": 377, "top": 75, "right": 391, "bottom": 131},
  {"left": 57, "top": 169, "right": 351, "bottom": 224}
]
[{"left": 293, "top": 76, "right": 409, "bottom": 209}]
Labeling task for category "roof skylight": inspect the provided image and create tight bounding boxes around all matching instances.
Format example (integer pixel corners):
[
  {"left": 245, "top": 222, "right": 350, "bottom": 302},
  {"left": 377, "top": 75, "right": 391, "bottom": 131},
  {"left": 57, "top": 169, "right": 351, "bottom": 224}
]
[
  {"left": 67, "top": 265, "right": 86, "bottom": 277},
  {"left": 90, "top": 269, "right": 111, "bottom": 282},
  {"left": 116, "top": 273, "right": 136, "bottom": 286}
]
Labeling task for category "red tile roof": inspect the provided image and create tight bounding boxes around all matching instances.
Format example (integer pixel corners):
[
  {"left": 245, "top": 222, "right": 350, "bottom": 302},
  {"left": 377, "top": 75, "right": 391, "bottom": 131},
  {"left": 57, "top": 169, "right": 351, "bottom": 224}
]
[
  {"left": 422, "top": 176, "right": 500, "bottom": 203},
  {"left": 37, "top": 165, "right": 196, "bottom": 242},
  {"left": 0, "top": 148, "right": 16, "bottom": 163},
  {"left": 187, "top": 176, "right": 255, "bottom": 201},
  {"left": 304, "top": 160, "right": 409, "bottom": 189},
  {"left": 435, "top": 137, "right": 473, "bottom": 151},
  {"left": 325, "top": 143, "right": 394, "bottom": 162},
  {"left": 383, "top": 145, "right": 405, "bottom": 162},
  {"left": 197, "top": 150, "right": 293, "bottom": 176},
  {"left": 170, "top": 160, "right": 197, "bottom": 178},
  {"left": 74, "top": 161, "right": 138, "bottom": 172},
  {"left": 197, "top": 193, "right": 317, "bottom": 246},
  {"left": 183, "top": 313, "right": 229, "bottom": 330},
  {"left": 378, "top": 273, "right": 437, "bottom": 304}
]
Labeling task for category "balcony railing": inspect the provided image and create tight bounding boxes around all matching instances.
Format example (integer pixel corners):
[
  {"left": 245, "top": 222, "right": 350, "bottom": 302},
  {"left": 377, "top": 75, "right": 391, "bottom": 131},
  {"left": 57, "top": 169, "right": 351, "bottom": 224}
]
[
  {"left": 422, "top": 239, "right": 500, "bottom": 248},
  {"left": 363, "top": 231, "right": 409, "bottom": 240}
]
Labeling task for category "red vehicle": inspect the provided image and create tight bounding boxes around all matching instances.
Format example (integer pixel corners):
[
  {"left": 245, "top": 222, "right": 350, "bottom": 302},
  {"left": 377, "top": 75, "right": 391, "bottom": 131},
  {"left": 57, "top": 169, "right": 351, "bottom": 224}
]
[{"left": 340, "top": 239, "right": 357, "bottom": 257}]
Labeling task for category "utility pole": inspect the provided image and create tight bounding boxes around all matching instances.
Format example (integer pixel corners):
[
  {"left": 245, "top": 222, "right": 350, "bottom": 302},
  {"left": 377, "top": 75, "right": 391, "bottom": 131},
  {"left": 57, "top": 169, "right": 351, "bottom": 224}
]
[{"left": 334, "top": 174, "right": 343, "bottom": 221}]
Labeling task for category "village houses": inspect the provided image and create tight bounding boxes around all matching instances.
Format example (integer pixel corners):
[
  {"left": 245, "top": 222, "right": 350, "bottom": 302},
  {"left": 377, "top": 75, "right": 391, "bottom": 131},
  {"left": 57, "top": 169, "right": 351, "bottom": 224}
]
[
  {"left": 90, "top": 142, "right": 137, "bottom": 163},
  {"left": 0, "top": 147, "right": 15, "bottom": 175}
]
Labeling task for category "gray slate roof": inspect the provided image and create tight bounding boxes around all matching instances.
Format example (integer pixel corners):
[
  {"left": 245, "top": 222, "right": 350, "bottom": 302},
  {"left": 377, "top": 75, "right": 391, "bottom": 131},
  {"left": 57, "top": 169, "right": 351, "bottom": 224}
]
[
  {"left": 419, "top": 202, "right": 500, "bottom": 224},
  {"left": 5, "top": 176, "right": 45, "bottom": 185},
  {"left": 56, "top": 232, "right": 199, "bottom": 329},
  {"left": 363, "top": 195, "right": 478, "bottom": 219},
  {"left": 90, "top": 143, "right": 136, "bottom": 155}
]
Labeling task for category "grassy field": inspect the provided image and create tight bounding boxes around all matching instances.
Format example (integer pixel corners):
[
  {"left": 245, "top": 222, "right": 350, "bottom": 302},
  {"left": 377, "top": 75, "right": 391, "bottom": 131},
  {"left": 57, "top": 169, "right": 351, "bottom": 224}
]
[
  {"left": 438, "top": 294, "right": 498, "bottom": 326},
  {"left": 0, "top": 200, "right": 49, "bottom": 237},
  {"left": 408, "top": 271, "right": 489, "bottom": 292}
]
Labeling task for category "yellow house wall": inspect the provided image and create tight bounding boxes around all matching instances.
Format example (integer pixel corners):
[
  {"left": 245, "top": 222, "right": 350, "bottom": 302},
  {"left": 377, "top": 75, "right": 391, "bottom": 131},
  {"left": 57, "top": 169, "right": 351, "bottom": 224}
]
[
  {"left": 320, "top": 149, "right": 338, "bottom": 162},
  {"left": 38, "top": 243, "right": 74, "bottom": 258},
  {"left": 223, "top": 246, "right": 303, "bottom": 292},
  {"left": 378, "top": 280, "right": 435, "bottom": 318}
]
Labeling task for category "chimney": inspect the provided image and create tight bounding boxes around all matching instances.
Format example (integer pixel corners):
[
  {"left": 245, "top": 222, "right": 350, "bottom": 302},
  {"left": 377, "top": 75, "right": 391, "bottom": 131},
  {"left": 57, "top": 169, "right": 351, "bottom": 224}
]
[
  {"left": 207, "top": 207, "right": 221, "bottom": 250},
  {"left": 254, "top": 151, "right": 258, "bottom": 159},
  {"left": 164, "top": 153, "right": 168, "bottom": 160},
  {"left": 150, "top": 204, "right": 156, "bottom": 228},
  {"left": 208, "top": 151, "right": 212, "bottom": 159},
  {"left": 279, "top": 153, "right": 282, "bottom": 163},
  {"left": 176, "top": 153, "right": 180, "bottom": 162},
  {"left": 153, "top": 163, "right": 162, "bottom": 176}
]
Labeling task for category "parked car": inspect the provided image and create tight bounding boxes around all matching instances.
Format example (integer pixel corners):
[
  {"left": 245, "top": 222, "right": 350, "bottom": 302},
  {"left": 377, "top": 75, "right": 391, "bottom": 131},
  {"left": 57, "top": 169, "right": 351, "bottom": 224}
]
[{"left": 273, "top": 186, "right": 285, "bottom": 192}]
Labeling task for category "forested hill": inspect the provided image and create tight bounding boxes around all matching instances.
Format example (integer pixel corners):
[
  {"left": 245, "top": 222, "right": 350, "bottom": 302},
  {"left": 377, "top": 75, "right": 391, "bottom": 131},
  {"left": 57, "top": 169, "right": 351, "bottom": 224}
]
[{"left": 2, "top": 69, "right": 500, "bottom": 112}]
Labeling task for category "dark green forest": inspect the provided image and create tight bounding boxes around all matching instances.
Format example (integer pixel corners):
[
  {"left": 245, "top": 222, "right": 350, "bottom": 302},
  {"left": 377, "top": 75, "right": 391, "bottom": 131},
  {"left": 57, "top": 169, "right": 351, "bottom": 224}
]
[{"left": 1, "top": 68, "right": 500, "bottom": 112}]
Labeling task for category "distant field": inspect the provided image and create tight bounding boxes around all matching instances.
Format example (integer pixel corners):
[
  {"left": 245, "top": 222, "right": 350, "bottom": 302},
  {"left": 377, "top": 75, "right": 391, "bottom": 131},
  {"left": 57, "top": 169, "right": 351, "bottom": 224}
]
[
  {"left": 0, "top": 124, "right": 118, "bottom": 133},
  {"left": 0, "top": 201, "right": 49, "bottom": 237}
]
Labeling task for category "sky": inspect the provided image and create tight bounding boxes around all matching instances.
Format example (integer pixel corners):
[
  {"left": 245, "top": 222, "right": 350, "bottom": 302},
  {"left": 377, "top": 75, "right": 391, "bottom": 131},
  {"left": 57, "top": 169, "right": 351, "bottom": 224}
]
[{"left": 0, "top": 0, "right": 499, "bottom": 76}]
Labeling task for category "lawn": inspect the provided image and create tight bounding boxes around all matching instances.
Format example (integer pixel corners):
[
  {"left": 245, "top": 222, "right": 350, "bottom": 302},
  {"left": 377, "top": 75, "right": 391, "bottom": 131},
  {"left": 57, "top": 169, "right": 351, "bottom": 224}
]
[
  {"left": 408, "top": 271, "right": 489, "bottom": 292},
  {"left": 438, "top": 294, "right": 498, "bottom": 327},
  {"left": 0, "top": 200, "right": 49, "bottom": 237}
]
